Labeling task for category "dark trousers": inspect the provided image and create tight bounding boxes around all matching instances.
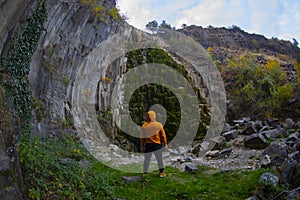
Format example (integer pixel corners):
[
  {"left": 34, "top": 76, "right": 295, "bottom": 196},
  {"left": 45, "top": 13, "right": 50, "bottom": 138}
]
[{"left": 143, "top": 143, "right": 164, "bottom": 173}]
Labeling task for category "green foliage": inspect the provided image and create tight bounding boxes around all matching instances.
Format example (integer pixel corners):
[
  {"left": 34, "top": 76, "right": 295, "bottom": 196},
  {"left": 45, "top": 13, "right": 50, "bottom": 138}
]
[
  {"left": 0, "top": 1, "right": 47, "bottom": 125},
  {"left": 222, "top": 55, "right": 299, "bottom": 120},
  {"left": 19, "top": 133, "right": 116, "bottom": 199},
  {"left": 18, "top": 131, "right": 276, "bottom": 200},
  {"left": 81, "top": 0, "right": 121, "bottom": 23},
  {"left": 159, "top": 20, "right": 172, "bottom": 29},
  {"left": 115, "top": 167, "right": 271, "bottom": 200},
  {"left": 32, "top": 97, "right": 45, "bottom": 123}
]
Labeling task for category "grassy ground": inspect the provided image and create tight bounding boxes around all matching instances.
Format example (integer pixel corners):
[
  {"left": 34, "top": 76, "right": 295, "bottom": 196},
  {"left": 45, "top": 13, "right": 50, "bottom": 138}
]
[{"left": 18, "top": 133, "right": 271, "bottom": 200}]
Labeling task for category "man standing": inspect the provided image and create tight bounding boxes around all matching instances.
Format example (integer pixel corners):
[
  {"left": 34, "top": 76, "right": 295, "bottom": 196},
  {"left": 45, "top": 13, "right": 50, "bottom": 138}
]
[{"left": 141, "top": 111, "right": 167, "bottom": 177}]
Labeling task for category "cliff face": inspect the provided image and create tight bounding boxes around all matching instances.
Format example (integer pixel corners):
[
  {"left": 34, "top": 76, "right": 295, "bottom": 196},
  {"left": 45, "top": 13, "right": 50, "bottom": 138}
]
[
  {"left": 29, "top": 0, "right": 124, "bottom": 136},
  {"left": 0, "top": 1, "right": 37, "bottom": 199},
  {"left": 0, "top": 0, "right": 34, "bottom": 56},
  {"left": 179, "top": 25, "right": 300, "bottom": 61},
  {"left": 0, "top": 0, "right": 124, "bottom": 198}
]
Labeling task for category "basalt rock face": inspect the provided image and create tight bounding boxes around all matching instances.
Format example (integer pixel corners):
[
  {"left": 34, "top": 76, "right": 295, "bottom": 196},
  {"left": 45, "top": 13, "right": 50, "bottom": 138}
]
[
  {"left": 0, "top": 0, "right": 34, "bottom": 56},
  {"left": 29, "top": 0, "right": 124, "bottom": 136},
  {"left": 178, "top": 25, "right": 300, "bottom": 61},
  {"left": 0, "top": 1, "right": 37, "bottom": 199},
  {"left": 0, "top": 0, "right": 124, "bottom": 198}
]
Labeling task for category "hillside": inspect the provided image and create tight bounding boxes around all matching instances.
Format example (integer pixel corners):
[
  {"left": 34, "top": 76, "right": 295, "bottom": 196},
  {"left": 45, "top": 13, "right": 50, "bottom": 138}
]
[
  {"left": 178, "top": 25, "right": 300, "bottom": 121},
  {"left": 179, "top": 25, "right": 300, "bottom": 62}
]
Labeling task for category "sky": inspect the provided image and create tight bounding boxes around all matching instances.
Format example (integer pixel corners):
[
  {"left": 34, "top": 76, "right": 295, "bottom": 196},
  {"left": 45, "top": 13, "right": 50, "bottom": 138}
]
[{"left": 116, "top": 0, "right": 300, "bottom": 45}]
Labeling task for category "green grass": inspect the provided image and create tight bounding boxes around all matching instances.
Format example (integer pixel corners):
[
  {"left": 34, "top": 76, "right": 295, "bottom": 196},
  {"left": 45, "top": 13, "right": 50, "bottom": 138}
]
[
  {"left": 19, "top": 133, "right": 271, "bottom": 200},
  {"left": 115, "top": 166, "right": 267, "bottom": 200}
]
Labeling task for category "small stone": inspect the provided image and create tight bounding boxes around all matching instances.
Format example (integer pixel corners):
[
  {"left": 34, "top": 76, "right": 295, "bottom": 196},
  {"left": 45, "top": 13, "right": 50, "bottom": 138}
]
[
  {"left": 244, "top": 134, "right": 268, "bottom": 149},
  {"left": 287, "top": 132, "right": 299, "bottom": 142},
  {"left": 185, "top": 164, "right": 198, "bottom": 174},
  {"left": 284, "top": 118, "right": 295, "bottom": 129},
  {"left": 261, "top": 129, "right": 281, "bottom": 139},
  {"left": 259, "top": 172, "right": 279, "bottom": 187},
  {"left": 260, "top": 155, "right": 271, "bottom": 168},
  {"left": 205, "top": 150, "right": 220, "bottom": 158},
  {"left": 121, "top": 176, "right": 142, "bottom": 184},
  {"left": 219, "top": 148, "right": 233, "bottom": 158},
  {"left": 245, "top": 195, "right": 260, "bottom": 200}
]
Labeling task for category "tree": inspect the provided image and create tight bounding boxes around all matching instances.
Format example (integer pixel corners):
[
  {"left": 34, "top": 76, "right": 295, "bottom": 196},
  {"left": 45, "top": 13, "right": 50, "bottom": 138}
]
[
  {"left": 293, "top": 38, "right": 299, "bottom": 46},
  {"left": 159, "top": 20, "right": 172, "bottom": 29},
  {"left": 181, "top": 23, "right": 187, "bottom": 29},
  {"left": 146, "top": 20, "right": 158, "bottom": 33}
]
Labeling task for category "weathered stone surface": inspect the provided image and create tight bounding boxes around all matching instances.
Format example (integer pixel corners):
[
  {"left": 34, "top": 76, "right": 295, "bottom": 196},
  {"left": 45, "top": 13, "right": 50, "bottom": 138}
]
[
  {"left": 222, "top": 123, "right": 231, "bottom": 133},
  {"left": 0, "top": 155, "right": 10, "bottom": 172},
  {"left": 241, "top": 121, "right": 257, "bottom": 135},
  {"left": 261, "top": 129, "right": 281, "bottom": 139},
  {"left": 262, "top": 143, "right": 287, "bottom": 166},
  {"left": 178, "top": 26, "right": 299, "bottom": 61},
  {"left": 284, "top": 118, "right": 295, "bottom": 129},
  {"left": 280, "top": 159, "right": 297, "bottom": 185},
  {"left": 222, "top": 130, "right": 238, "bottom": 141},
  {"left": 205, "top": 150, "right": 220, "bottom": 158},
  {"left": 211, "top": 136, "right": 225, "bottom": 150},
  {"left": 29, "top": 0, "right": 122, "bottom": 135},
  {"left": 219, "top": 148, "right": 232, "bottom": 158},
  {"left": 244, "top": 134, "right": 268, "bottom": 149}
]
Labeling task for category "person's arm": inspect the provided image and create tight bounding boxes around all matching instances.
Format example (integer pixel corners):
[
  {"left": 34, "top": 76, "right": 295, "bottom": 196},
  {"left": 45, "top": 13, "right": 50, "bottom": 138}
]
[{"left": 160, "top": 127, "right": 167, "bottom": 147}]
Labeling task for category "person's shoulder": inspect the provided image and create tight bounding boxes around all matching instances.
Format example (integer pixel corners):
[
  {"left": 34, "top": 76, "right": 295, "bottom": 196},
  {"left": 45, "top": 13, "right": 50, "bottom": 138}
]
[
  {"left": 142, "top": 122, "right": 150, "bottom": 127},
  {"left": 154, "top": 121, "right": 163, "bottom": 128}
]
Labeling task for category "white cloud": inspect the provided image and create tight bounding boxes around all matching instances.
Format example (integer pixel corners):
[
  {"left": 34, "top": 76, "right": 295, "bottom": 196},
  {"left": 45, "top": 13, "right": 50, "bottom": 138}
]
[
  {"left": 117, "top": 0, "right": 153, "bottom": 30},
  {"left": 117, "top": 0, "right": 300, "bottom": 43}
]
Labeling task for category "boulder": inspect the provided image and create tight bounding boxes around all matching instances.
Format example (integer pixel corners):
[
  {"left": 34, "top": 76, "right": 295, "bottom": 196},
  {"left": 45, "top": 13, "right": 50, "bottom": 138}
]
[
  {"left": 222, "top": 123, "right": 231, "bottom": 133},
  {"left": 222, "top": 130, "right": 238, "bottom": 141},
  {"left": 284, "top": 118, "right": 295, "bottom": 129},
  {"left": 244, "top": 134, "right": 268, "bottom": 149},
  {"left": 259, "top": 172, "right": 279, "bottom": 187},
  {"left": 280, "top": 159, "right": 297, "bottom": 185},
  {"left": 254, "top": 120, "right": 264, "bottom": 131},
  {"left": 185, "top": 164, "right": 198, "bottom": 174},
  {"left": 241, "top": 121, "right": 257, "bottom": 135},
  {"left": 288, "top": 151, "right": 300, "bottom": 162},
  {"left": 262, "top": 143, "right": 288, "bottom": 166},
  {"left": 205, "top": 150, "right": 220, "bottom": 158},
  {"left": 211, "top": 136, "right": 225, "bottom": 150},
  {"left": 259, "top": 126, "right": 269, "bottom": 133},
  {"left": 219, "top": 148, "right": 233, "bottom": 158},
  {"left": 261, "top": 129, "right": 282, "bottom": 139}
]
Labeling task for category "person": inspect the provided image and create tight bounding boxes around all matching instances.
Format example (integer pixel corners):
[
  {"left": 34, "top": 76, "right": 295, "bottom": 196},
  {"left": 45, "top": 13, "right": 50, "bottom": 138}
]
[{"left": 141, "top": 111, "right": 168, "bottom": 177}]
